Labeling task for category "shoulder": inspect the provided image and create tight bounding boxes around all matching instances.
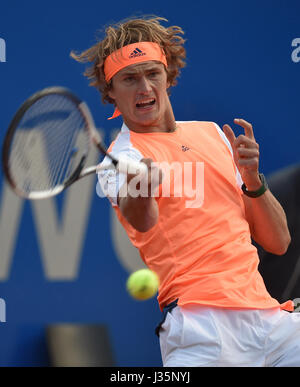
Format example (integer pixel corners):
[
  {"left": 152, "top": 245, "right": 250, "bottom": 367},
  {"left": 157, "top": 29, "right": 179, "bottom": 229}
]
[
  {"left": 176, "top": 120, "right": 223, "bottom": 134},
  {"left": 176, "top": 120, "right": 218, "bottom": 127},
  {"left": 107, "top": 124, "right": 144, "bottom": 161},
  {"left": 177, "top": 120, "right": 226, "bottom": 140}
]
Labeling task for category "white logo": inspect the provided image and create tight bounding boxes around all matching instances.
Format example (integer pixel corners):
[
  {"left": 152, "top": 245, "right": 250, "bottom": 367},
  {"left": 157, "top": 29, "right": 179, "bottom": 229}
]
[
  {"left": 96, "top": 161, "right": 205, "bottom": 209},
  {"left": 0, "top": 38, "right": 6, "bottom": 63},
  {"left": 0, "top": 298, "right": 6, "bottom": 322},
  {"left": 291, "top": 38, "right": 300, "bottom": 63}
]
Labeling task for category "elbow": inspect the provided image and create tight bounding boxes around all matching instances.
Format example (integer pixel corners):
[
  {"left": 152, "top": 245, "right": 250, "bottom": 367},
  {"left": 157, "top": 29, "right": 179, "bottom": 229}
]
[
  {"left": 131, "top": 211, "right": 159, "bottom": 232},
  {"left": 122, "top": 206, "right": 159, "bottom": 233},
  {"left": 273, "top": 246, "right": 289, "bottom": 256},
  {"left": 134, "top": 220, "right": 157, "bottom": 233},
  {"left": 119, "top": 195, "right": 159, "bottom": 233},
  {"left": 276, "top": 234, "right": 291, "bottom": 255},
  {"left": 266, "top": 233, "right": 291, "bottom": 256}
]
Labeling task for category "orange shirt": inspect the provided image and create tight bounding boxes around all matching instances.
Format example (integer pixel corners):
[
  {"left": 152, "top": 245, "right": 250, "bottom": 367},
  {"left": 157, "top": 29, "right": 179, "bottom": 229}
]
[{"left": 98, "top": 121, "right": 294, "bottom": 312}]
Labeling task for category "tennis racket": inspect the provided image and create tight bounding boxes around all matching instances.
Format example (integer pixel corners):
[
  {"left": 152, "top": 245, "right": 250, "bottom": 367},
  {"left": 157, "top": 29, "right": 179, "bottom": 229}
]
[{"left": 2, "top": 86, "right": 147, "bottom": 200}]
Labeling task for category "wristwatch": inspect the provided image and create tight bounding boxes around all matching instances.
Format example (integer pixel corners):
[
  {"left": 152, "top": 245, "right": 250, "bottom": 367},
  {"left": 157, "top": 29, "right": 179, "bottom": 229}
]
[{"left": 241, "top": 173, "right": 268, "bottom": 198}]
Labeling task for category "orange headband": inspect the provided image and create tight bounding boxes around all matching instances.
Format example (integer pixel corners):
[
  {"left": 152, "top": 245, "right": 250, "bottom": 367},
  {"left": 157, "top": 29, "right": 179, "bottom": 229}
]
[{"left": 103, "top": 42, "right": 168, "bottom": 119}]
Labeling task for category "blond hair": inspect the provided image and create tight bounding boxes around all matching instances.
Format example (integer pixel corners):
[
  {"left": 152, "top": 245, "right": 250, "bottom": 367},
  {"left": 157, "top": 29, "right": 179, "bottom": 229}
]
[{"left": 70, "top": 16, "right": 186, "bottom": 104}]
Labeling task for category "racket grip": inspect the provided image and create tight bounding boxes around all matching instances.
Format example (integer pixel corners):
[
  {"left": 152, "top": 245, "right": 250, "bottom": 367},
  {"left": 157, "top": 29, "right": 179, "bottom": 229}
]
[{"left": 117, "top": 159, "right": 148, "bottom": 176}]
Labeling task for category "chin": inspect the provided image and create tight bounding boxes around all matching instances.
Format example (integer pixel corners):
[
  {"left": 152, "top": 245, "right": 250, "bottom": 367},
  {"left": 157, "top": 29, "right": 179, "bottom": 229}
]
[
  {"left": 138, "top": 118, "right": 157, "bottom": 127},
  {"left": 132, "top": 113, "right": 159, "bottom": 127}
]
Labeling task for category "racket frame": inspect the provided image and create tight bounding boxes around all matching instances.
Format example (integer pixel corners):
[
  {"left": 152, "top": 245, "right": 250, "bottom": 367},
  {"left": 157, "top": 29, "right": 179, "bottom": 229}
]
[
  {"left": 2, "top": 87, "right": 101, "bottom": 199},
  {"left": 2, "top": 86, "right": 146, "bottom": 200}
]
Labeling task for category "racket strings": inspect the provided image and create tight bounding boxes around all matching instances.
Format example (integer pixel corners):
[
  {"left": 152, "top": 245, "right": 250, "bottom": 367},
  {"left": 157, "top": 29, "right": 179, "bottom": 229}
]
[
  {"left": 47, "top": 110, "right": 80, "bottom": 188},
  {"left": 9, "top": 94, "right": 90, "bottom": 193}
]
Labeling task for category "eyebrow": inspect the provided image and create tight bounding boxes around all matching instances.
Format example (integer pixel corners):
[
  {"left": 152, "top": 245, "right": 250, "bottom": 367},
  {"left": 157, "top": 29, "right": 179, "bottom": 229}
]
[{"left": 120, "top": 65, "right": 162, "bottom": 76}]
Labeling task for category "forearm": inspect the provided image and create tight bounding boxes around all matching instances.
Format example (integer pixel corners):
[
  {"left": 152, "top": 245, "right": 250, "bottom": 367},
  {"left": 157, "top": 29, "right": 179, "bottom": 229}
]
[
  {"left": 119, "top": 195, "right": 159, "bottom": 232},
  {"left": 117, "top": 157, "right": 162, "bottom": 233},
  {"left": 246, "top": 189, "right": 291, "bottom": 255}
]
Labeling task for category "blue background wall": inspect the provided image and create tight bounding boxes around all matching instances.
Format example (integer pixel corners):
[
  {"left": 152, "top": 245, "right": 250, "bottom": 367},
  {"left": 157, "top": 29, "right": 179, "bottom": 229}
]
[{"left": 0, "top": 0, "right": 299, "bottom": 366}]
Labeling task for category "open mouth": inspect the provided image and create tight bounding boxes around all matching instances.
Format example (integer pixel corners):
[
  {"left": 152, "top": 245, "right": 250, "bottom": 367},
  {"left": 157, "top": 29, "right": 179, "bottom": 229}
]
[{"left": 136, "top": 98, "right": 156, "bottom": 109}]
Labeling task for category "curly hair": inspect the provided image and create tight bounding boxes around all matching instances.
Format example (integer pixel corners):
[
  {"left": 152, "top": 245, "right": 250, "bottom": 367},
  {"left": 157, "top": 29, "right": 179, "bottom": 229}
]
[{"left": 70, "top": 16, "right": 186, "bottom": 105}]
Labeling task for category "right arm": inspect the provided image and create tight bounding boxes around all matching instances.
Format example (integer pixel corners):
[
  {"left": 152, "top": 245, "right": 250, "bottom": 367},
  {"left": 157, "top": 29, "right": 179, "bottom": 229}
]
[{"left": 118, "top": 158, "right": 163, "bottom": 233}]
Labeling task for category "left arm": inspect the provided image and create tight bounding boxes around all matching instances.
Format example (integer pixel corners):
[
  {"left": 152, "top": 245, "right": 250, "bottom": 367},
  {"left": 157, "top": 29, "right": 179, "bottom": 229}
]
[
  {"left": 242, "top": 188, "right": 290, "bottom": 255},
  {"left": 223, "top": 119, "right": 291, "bottom": 255}
]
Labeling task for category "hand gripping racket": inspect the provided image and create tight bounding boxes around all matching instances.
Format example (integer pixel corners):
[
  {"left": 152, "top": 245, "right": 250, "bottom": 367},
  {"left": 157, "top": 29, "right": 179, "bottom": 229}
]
[{"left": 2, "top": 87, "right": 147, "bottom": 199}]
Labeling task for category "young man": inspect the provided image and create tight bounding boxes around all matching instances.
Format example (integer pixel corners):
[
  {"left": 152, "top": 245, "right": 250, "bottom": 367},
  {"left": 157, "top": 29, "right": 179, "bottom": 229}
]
[{"left": 72, "top": 17, "right": 300, "bottom": 367}]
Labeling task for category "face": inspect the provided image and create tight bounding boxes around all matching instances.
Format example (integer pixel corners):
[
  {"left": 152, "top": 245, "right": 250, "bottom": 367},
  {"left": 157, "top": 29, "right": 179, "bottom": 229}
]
[{"left": 108, "top": 61, "right": 172, "bottom": 132}]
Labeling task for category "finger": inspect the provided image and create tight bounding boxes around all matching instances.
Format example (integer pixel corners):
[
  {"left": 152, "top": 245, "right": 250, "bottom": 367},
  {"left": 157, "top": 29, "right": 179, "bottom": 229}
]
[
  {"left": 237, "top": 146, "right": 259, "bottom": 158},
  {"left": 158, "top": 168, "right": 164, "bottom": 185},
  {"left": 234, "top": 118, "right": 255, "bottom": 140},
  {"left": 141, "top": 158, "right": 154, "bottom": 169},
  {"left": 237, "top": 157, "right": 259, "bottom": 167},
  {"left": 143, "top": 161, "right": 164, "bottom": 186},
  {"left": 222, "top": 124, "right": 236, "bottom": 147},
  {"left": 235, "top": 135, "right": 258, "bottom": 149},
  {"left": 126, "top": 158, "right": 152, "bottom": 182},
  {"left": 149, "top": 164, "right": 164, "bottom": 194}
]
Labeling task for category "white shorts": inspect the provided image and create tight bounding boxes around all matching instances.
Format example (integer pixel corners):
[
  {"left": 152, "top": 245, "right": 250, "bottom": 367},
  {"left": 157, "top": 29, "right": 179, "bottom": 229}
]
[{"left": 159, "top": 304, "right": 300, "bottom": 367}]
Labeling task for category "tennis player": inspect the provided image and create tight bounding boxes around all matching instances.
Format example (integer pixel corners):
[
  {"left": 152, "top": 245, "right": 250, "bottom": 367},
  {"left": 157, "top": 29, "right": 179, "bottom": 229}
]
[{"left": 72, "top": 16, "right": 300, "bottom": 367}]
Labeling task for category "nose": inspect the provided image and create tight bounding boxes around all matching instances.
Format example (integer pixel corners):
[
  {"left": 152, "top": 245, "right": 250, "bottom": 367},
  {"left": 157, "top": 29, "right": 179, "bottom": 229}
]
[{"left": 138, "top": 76, "right": 152, "bottom": 94}]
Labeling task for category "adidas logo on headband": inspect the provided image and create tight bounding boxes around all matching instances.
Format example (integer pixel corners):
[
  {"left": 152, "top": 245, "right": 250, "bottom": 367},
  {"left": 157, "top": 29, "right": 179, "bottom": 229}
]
[{"left": 129, "top": 47, "right": 147, "bottom": 59}]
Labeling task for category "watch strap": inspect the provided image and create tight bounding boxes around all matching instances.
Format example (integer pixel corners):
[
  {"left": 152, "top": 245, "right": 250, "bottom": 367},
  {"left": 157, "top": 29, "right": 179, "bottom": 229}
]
[{"left": 242, "top": 173, "right": 268, "bottom": 198}]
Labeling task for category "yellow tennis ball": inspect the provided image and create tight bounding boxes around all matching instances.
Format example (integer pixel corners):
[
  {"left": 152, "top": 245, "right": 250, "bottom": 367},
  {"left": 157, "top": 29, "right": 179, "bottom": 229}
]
[{"left": 126, "top": 269, "right": 159, "bottom": 301}]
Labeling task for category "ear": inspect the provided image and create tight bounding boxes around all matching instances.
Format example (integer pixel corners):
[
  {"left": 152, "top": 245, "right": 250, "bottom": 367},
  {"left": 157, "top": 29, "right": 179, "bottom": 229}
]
[
  {"left": 166, "top": 73, "right": 171, "bottom": 89},
  {"left": 107, "top": 79, "right": 116, "bottom": 100},
  {"left": 108, "top": 87, "right": 115, "bottom": 100},
  {"left": 165, "top": 70, "right": 171, "bottom": 89}
]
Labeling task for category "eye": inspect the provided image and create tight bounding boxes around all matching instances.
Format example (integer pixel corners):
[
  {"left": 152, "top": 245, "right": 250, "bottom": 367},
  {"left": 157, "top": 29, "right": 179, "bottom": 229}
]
[
  {"left": 149, "top": 71, "right": 159, "bottom": 77},
  {"left": 124, "top": 76, "right": 135, "bottom": 82}
]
